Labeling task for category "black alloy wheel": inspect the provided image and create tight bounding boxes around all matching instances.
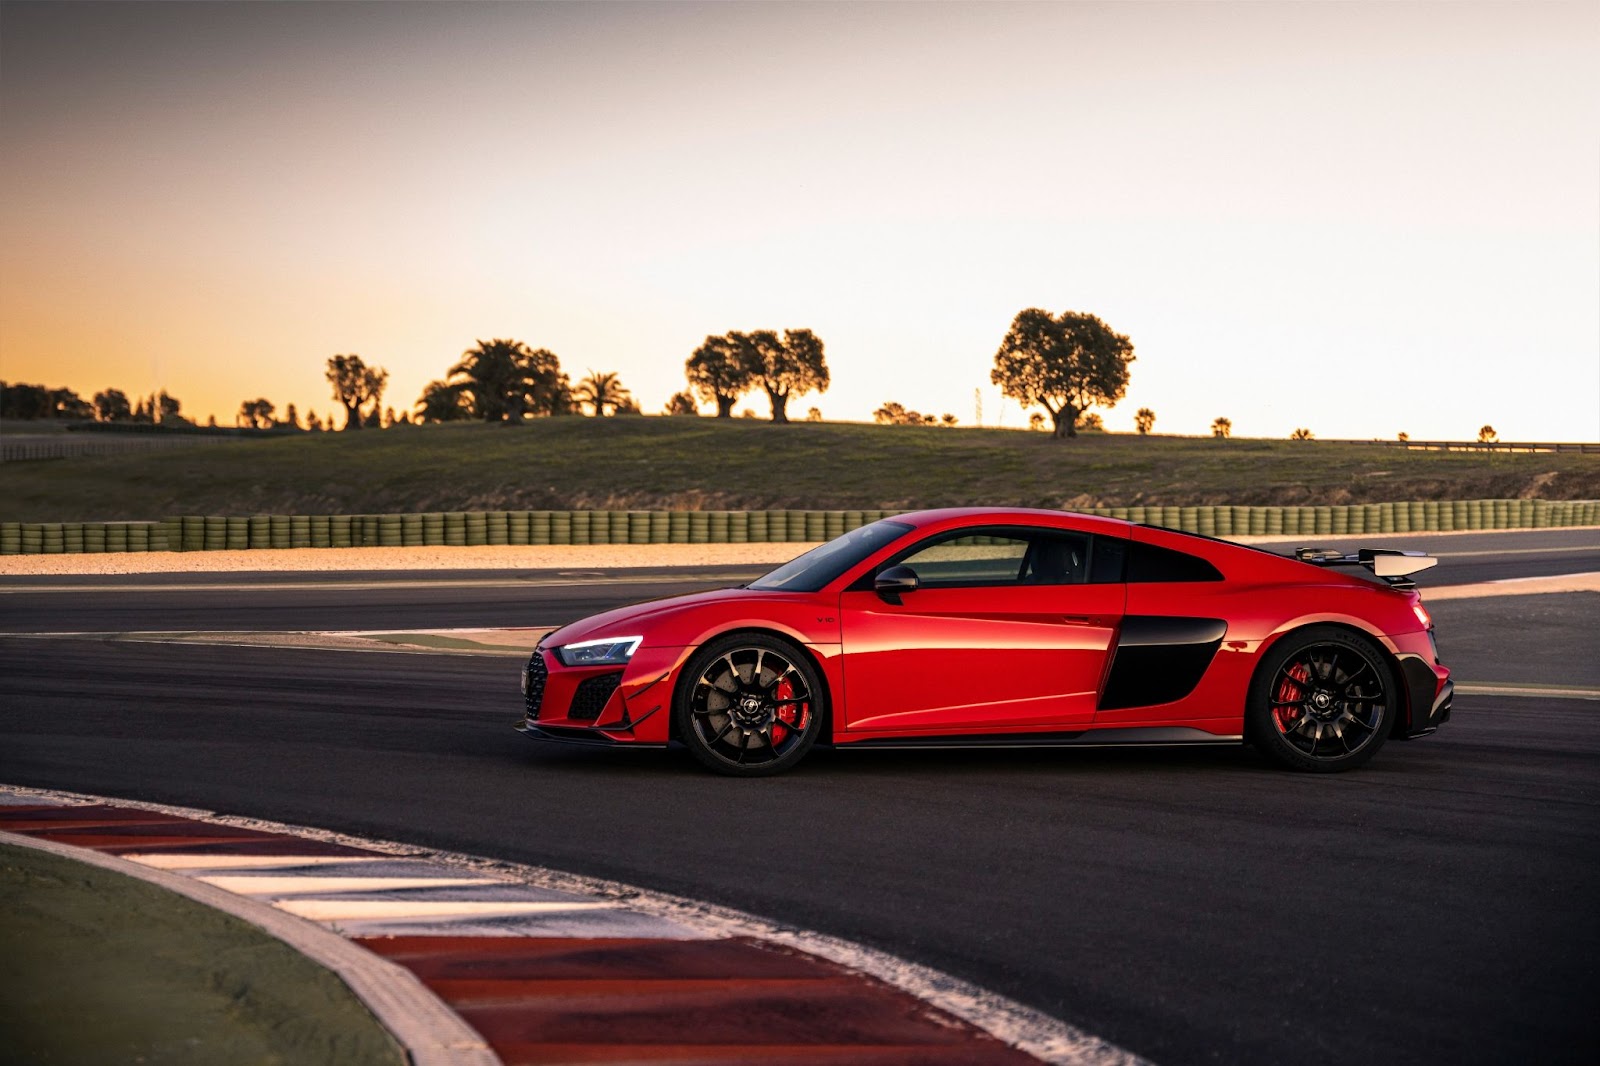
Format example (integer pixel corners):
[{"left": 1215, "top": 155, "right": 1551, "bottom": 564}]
[
  {"left": 1248, "top": 626, "right": 1396, "bottom": 772},
  {"left": 674, "top": 633, "right": 824, "bottom": 777}
]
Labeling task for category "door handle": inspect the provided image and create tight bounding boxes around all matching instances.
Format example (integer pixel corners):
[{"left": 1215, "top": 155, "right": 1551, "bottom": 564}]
[{"left": 1061, "top": 614, "right": 1097, "bottom": 625}]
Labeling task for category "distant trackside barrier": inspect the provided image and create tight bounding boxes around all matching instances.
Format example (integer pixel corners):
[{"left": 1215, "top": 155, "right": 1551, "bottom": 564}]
[{"left": 1, "top": 500, "right": 1596, "bottom": 554}]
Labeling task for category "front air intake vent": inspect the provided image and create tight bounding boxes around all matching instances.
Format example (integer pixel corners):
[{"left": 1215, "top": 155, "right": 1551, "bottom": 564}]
[
  {"left": 568, "top": 672, "right": 623, "bottom": 722},
  {"left": 524, "top": 650, "right": 549, "bottom": 721}
]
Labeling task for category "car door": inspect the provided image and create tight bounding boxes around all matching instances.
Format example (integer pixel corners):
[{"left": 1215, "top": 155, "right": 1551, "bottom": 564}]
[{"left": 838, "top": 526, "right": 1126, "bottom": 734}]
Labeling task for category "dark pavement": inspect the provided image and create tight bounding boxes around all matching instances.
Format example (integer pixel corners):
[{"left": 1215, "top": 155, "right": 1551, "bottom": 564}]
[{"left": 1, "top": 527, "right": 1597, "bottom": 1064}]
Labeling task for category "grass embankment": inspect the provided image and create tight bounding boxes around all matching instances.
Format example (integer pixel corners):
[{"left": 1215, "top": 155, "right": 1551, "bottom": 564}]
[
  {"left": 1, "top": 418, "right": 1595, "bottom": 521},
  {"left": 0, "top": 843, "right": 403, "bottom": 1066}
]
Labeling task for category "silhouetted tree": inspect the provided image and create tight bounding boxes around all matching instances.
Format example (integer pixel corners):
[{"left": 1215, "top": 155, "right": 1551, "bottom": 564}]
[
  {"left": 414, "top": 380, "right": 472, "bottom": 423},
  {"left": 283, "top": 404, "right": 300, "bottom": 430},
  {"left": 808, "top": 407, "right": 824, "bottom": 422},
  {"left": 307, "top": 410, "right": 323, "bottom": 431},
  {"left": 685, "top": 335, "right": 753, "bottom": 417},
  {"left": 940, "top": 413, "right": 958, "bottom": 427},
  {"left": 449, "top": 339, "right": 569, "bottom": 421},
  {"left": 1076, "top": 412, "right": 1104, "bottom": 431},
  {"left": 1211, "top": 417, "right": 1232, "bottom": 439},
  {"left": 1397, "top": 431, "right": 1409, "bottom": 442},
  {"left": 326, "top": 354, "right": 388, "bottom": 430},
  {"left": 664, "top": 391, "right": 700, "bottom": 416},
  {"left": 874, "top": 401, "right": 941, "bottom": 426},
  {"left": 1028, "top": 412, "right": 1045, "bottom": 431},
  {"left": 1290, "top": 427, "right": 1313, "bottom": 440},
  {"left": 0, "top": 382, "right": 52, "bottom": 419},
  {"left": 1135, "top": 407, "right": 1155, "bottom": 434},
  {"left": 572, "top": 370, "right": 631, "bottom": 416},
  {"left": 93, "top": 389, "right": 132, "bottom": 422},
  {"left": 237, "top": 398, "right": 275, "bottom": 429},
  {"left": 155, "top": 390, "right": 183, "bottom": 424},
  {"left": 740, "top": 329, "right": 828, "bottom": 423},
  {"left": 991, "top": 309, "right": 1135, "bottom": 439},
  {"left": 1478, "top": 425, "right": 1498, "bottom": 443}
]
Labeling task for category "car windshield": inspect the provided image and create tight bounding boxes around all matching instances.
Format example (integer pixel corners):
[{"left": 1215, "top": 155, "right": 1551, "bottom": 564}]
[{"left": 747, "top": 520, "right": 915, "bottom": 592}]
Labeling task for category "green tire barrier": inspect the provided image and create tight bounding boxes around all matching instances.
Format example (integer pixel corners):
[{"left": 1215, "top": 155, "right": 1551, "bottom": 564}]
[{"left": 3, "top": 499, "right": 1597, "bottom": 554}]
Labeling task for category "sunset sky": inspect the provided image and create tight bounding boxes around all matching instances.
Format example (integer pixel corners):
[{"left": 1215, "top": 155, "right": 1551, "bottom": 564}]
[{"left": 2, "top": 1, "right": 1596, "bottom": 439}]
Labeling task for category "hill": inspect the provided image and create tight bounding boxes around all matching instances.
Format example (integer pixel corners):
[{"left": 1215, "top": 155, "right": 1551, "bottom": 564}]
[{"left": 1, "top": 418, "right": 1595, "bottom": 522}]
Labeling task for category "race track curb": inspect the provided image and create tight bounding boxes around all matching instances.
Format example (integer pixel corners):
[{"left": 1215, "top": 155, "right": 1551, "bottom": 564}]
[{"left": 1, "top": 785, "right": 1145, "bottom": 1066}]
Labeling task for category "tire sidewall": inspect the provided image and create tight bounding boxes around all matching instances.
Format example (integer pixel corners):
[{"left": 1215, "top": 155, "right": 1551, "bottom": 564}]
[
  {"left": 1248, "top": 625, "right": 1396, "bottom": 773},
  {"left": 673, "top": 632, "right": 826, "bottom": 777}
]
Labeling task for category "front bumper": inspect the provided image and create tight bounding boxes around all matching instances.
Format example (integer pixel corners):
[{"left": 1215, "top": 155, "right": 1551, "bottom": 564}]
[{"left": 516, "top": 644, "right": 681, "bottom": 746}]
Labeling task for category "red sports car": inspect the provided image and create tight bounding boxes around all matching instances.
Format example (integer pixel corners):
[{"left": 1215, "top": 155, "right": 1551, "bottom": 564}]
[{"left": 518, "top": 508, "right": 1452, "bottom": 776}]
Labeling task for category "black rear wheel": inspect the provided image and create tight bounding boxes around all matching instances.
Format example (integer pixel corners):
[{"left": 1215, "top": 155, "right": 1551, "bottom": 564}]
[
  {"left": 1248, "top": 626, "right": 1395, "bottom": 772},
  {"left": 674, "top": 633, "right": 824, "bottom": 777}
]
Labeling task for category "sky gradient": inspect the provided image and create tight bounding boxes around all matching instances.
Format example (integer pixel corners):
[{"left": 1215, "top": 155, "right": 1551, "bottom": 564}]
[{"left": 2, "top": 1, "right": 1596, "bottom": 439}]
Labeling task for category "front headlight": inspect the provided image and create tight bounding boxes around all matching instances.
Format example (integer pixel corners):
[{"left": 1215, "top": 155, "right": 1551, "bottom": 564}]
[{"left": 554, "top": 635, "right": 643, "bottom": 667}]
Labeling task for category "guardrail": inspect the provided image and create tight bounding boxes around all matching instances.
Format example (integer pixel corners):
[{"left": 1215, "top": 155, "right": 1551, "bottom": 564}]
[{"left": 2, "top": 500, "right": 1596, "bottom": 554}]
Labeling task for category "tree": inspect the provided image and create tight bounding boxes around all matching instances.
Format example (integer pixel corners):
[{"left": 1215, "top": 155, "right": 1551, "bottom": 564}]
[
  {"left": 307, "top": 411, "right": 322, "bottom": 431},
  {"left": 51, "top": 388, "right": 92, "bottom": 420},
  {"left": 237, "top": 398, "right": 275, "bottom": 429},
  {"left": 1211, "top": 417, "right": 1232, "bottom": 439},
  {"left": 93, "top": 389, "right": 132, "bottom": 422},
  {"left": 155, "top": 390, "right": 182, "bottom": 424},
  {"left": 685, "top": 334, "right": 754, "bottom": 417},
  {"left": 739, "top": 329, "right": 829, "bottom": 423},
  {"left": 1135, "top": 407, "right": 1155, "bottom": 435},
  {"left": 1478, "top": 425, "right": 1498, "bottom": 443},
  {"left": 1076, "top": 412, "right": 1104, "bottom": 431},
  {"left": 873, "top": 401, "right": 938, "bottom": 426},
  {"left": 283, "top": 404, "right": 300, "bottom": 430},
  {"left": 1290, "top": 427, "right": 1313, "bottom": 440},
  {"left": 1397, "top": 431, "right": 1409, "bottom": 442},
  {"left": 808, "top": 407, "right": 824, "bottom": 422},
  {"left": 326, "top": 354, "right": 388, "bottom": 430},
  {"left": 664, "top": 391, "right": 700, "bottom": 416},
  {"left": 991, "top": 309, "right": 1134, "bottom": 439},
  {"left": 572, "top": 370, "right": 632, "bottom": 416},
  {"left": 413, "top": 380, "right": 471, "bottom": 423},
  {"left": 448, "top": 339, "right": 569, "bottom": 421},
  {"left": 0, "top": 382, "right": 53, "bottom": 419}
]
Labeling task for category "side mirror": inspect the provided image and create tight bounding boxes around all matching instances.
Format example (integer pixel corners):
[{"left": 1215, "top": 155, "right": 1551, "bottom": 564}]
[{"left": 874, "top": 565, "right": 920, "bottom": 602}]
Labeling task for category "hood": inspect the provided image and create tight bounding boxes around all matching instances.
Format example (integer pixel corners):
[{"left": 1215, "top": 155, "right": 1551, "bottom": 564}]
[{"left": 542, "top": 586, "right": 797, "bottom": 648}]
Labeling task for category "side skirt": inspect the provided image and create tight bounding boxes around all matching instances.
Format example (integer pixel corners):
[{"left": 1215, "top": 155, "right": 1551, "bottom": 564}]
[{"left": 837, "top": 726, "right": 1243, "bottom": 751}]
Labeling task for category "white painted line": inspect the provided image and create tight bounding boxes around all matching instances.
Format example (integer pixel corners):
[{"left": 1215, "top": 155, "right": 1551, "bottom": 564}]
[
  {"left": 276, "top": 899, "right": 619, "bottom": 921},
  {"left": 0, "top": 829, "right": 499, "bottom": 1066},
  {"left": 1421, "top": 571, "right": 1600, "bottom": 600},
  {"left": 200, "top": 875, "right": 502, "bottom": 895},
  {"left": 127, "top": 853, "right": 392, "bottom": 870},
  {"left": 1455, "top": 683, "right": 1600, "bottom": 700}
]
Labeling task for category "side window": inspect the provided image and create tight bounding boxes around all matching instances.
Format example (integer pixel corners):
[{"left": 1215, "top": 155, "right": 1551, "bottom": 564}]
[
  {"left": 887, "top": 528, "right": 1101, "bottom": 588},
  {"left": 1088, "top": 534, "right": 1127, "bottom": 583},
  {"left": 897, "top": 533, "right": 1031, "bottom": 587},
  {"left": 1126, "top": 541, "right": 1224, "bottom": 583}
]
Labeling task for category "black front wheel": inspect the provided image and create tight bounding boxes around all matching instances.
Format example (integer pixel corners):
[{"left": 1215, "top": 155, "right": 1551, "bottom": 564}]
[
  {"left": 674, "top": 633, "right": 825, "bottom": 777},
  {"left": 1248, "top": 627, "right": 1396, "bottom": 772}
]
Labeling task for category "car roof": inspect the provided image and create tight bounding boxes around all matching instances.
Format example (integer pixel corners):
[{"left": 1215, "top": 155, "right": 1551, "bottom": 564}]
[{"left": 889, "top": 507, "right": 1134, "bottom": 537}]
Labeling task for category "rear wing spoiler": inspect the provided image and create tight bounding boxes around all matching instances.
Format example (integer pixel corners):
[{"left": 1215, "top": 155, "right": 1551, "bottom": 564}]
[{"left": 1292, "top": 547, "right": 1438, "bottom": 589}]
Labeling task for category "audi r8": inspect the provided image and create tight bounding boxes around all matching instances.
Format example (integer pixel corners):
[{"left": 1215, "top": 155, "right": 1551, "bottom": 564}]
[{"left": 517, "top": 508, "right": 1452, "bottom": 776}]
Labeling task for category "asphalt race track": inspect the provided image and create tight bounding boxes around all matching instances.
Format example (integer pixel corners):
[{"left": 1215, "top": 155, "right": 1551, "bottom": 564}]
[{"left": 3, "top": 528, "right": 1598, "bottom": 1065}]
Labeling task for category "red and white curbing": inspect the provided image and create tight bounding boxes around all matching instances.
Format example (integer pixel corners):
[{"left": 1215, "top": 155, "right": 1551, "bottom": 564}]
[{"left": 1, "top": 785, "right": 1144, "bottom": 1066}]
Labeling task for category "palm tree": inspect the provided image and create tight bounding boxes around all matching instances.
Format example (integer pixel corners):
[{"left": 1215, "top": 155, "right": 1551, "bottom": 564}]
[
  {"left": 449, "top": 339, "right": 570, "bottom": 421},
  {"left": 573, "top": 370, "right": 631, "bottom": 416}
]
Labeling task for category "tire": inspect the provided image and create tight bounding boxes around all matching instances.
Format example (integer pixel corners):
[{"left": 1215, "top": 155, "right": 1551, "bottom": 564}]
[
  {"left": 1248, "top": 626, "right": 1396, "bottom": 773},
  {"left": 674, "top": 633, "right": 825, "bottom": 777}
]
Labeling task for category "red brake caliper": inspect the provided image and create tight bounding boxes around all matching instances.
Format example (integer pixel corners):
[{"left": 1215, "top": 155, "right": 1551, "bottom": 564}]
[
  {"left": 1274, "top": 663, "right": 1309, "bottom": 732},
  {"left": 770, "top": 677, "right": 806, "bottom": 744}
]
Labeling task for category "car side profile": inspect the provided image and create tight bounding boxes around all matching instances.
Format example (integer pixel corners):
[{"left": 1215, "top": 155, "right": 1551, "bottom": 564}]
[{"left": 518, "top": 508, "right": 1452, "bottom": 776}]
